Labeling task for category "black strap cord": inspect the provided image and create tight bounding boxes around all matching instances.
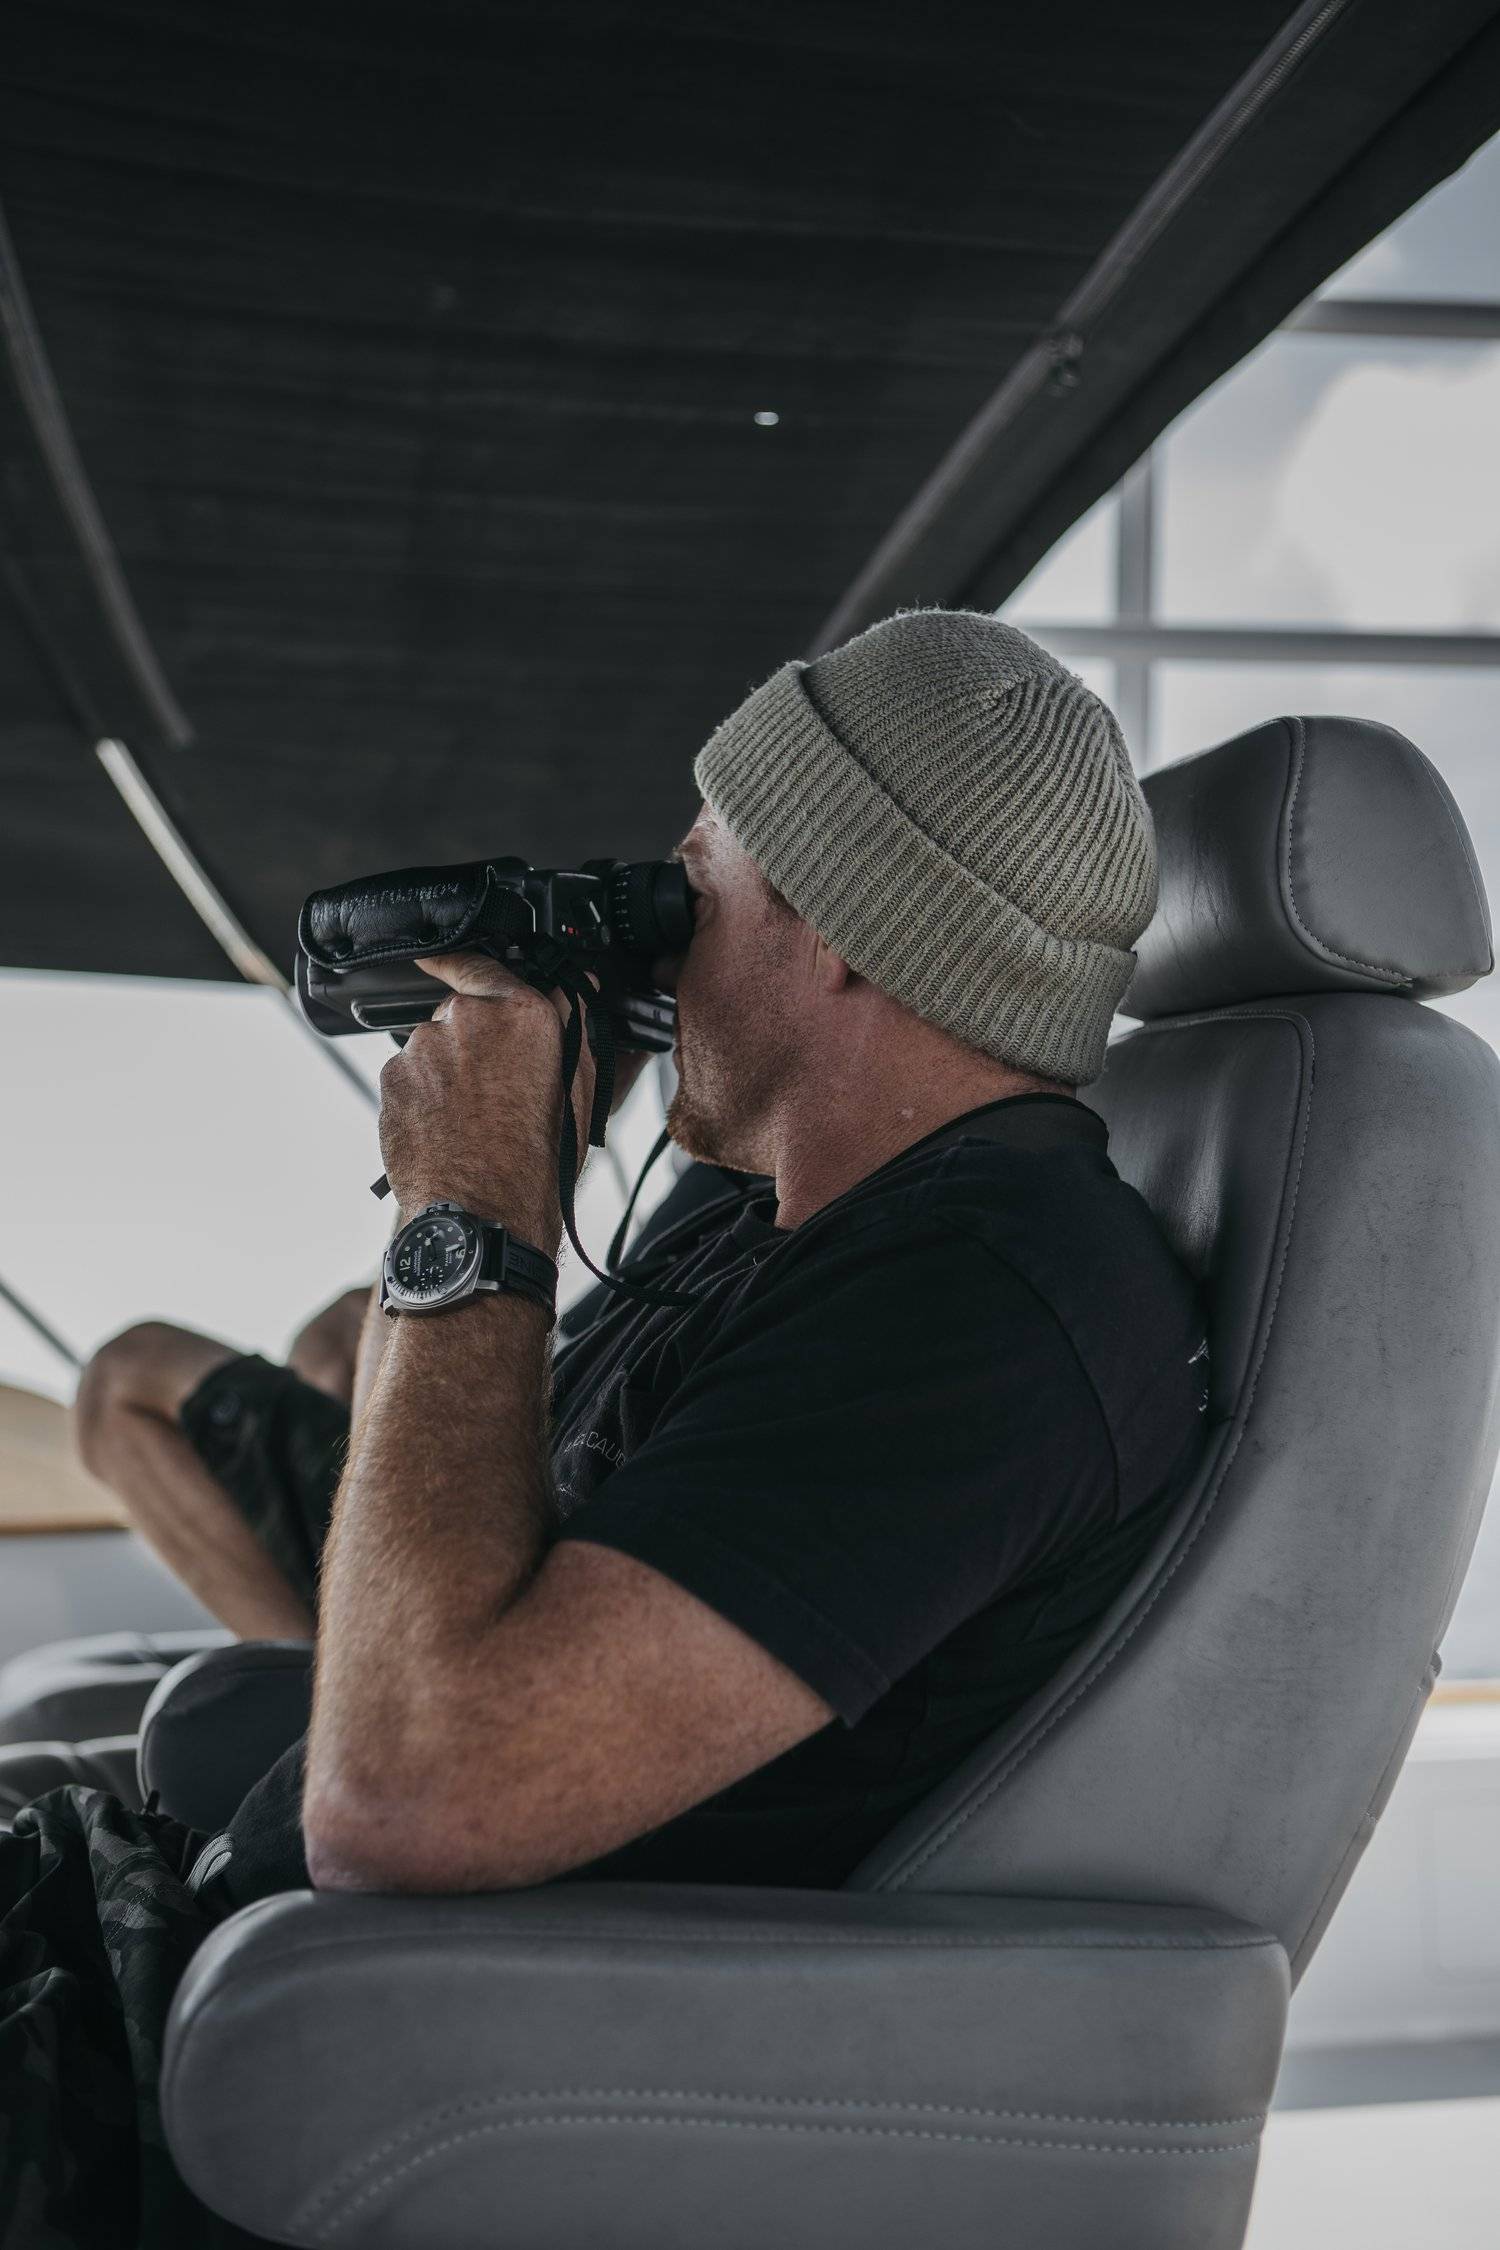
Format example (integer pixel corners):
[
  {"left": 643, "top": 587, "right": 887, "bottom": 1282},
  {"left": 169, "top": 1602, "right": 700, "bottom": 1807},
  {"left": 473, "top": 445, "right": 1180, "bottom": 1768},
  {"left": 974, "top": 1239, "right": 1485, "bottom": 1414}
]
[
  {"left": 369, "top": 927, "right": 704, "bottom": 1313},
  {"left": 603, "top": 1122, "right": 679, "bottom": 1275},
  {"left": 545, "top": 943, "right": 705, "bottom": 1311}
]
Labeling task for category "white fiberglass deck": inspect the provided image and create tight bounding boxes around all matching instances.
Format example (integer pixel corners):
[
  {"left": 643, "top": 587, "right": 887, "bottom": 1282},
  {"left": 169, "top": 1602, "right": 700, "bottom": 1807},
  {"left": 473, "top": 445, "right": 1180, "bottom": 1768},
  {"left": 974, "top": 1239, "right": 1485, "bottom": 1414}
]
[{"left": 1250, "top": 2091, "right": 1500, "bottom": 2247}]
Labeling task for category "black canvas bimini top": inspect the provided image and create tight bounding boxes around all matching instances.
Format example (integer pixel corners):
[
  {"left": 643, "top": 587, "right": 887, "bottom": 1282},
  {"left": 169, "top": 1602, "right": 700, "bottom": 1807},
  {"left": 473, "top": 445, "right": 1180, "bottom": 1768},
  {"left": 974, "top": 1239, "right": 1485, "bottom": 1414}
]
[{"left": 2, "top": 0, "right": 1496, "bottom": 978}]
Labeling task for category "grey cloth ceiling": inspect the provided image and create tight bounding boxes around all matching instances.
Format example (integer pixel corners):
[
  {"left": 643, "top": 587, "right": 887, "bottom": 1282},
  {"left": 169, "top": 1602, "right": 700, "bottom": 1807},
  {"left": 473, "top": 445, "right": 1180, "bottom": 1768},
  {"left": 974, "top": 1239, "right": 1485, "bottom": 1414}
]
[{"left": 2, "top": 0, "right": 1497, "bottom": 980}]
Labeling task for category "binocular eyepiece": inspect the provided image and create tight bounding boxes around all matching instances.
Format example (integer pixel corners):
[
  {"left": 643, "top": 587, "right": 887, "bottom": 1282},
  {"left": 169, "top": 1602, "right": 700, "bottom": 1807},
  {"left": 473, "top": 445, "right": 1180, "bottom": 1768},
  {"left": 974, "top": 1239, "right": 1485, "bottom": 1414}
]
[{"left": 295, "top": 853, "right": 695, "bottom": 1049}]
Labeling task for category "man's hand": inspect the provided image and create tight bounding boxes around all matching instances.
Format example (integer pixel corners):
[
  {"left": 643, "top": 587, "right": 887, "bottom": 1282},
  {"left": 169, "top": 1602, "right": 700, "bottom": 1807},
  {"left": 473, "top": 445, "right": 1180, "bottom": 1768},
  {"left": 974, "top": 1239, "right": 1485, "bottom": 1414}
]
[
  {"left": 380, "top": 955, "right": 626, "bottom": 1255},
  {"left": 288, "top": 1285, "right": 376, "bottom": 1406}
]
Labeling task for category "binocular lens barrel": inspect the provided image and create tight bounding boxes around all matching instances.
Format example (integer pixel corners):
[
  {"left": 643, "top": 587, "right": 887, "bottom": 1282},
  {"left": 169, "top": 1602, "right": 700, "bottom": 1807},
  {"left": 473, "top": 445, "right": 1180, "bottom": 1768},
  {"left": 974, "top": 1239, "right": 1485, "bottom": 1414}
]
[
  {"left": 296, "top": 853, "right": 692, "bottom": 1046},
  {"left": 603, "top": 859, "right": 696, "bottom": 955}
]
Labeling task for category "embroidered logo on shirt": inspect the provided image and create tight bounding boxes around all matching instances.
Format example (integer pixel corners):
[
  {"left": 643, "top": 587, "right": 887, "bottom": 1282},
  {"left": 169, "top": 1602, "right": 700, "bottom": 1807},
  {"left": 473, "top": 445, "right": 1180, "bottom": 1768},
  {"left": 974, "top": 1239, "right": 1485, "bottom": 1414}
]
[{"left": 558, "top": 1425, "right": 625, "bottom": 1469}]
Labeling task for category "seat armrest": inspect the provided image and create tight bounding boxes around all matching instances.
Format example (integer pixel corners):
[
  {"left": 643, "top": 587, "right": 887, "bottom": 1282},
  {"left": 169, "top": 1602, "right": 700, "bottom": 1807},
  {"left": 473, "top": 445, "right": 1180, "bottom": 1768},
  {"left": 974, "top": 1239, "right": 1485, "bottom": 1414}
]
[
  {"left": 137, "top": 1638, "right": 313, "bottom": 1831},
  {"left": 163, "top": 1886, "right": 1287, "bottom": 2250}
]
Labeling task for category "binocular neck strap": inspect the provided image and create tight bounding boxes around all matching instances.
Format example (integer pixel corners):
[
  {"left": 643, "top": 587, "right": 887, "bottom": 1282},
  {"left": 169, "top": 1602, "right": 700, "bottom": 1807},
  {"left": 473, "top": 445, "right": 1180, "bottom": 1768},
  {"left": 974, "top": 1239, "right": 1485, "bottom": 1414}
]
[
  {"left": 365, "top": 938, "right": 704, "bottom": 1315},
  {"left": 548, "top": 953, "right": 703, "bottom": 1313}
]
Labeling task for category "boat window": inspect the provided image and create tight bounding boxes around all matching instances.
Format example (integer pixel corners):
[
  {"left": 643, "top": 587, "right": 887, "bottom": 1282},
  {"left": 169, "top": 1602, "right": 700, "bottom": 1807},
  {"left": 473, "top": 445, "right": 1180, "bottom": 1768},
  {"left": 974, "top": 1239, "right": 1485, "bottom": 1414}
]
[
  {"left": 1005, "top": 490, "right": 1119, "bottom": 625},
  {"left": 1005, "top": 125, "right": 1500, "bottom": 1681},
  {"left": 1322, "top": 126, "right": 1500, "bottom": 303},
  {"left": 0, "top": 971, "right": 671, "bottom": 1408},
  {"left": 1156, "top": 335, "right": 1500, "bottom": 633}
]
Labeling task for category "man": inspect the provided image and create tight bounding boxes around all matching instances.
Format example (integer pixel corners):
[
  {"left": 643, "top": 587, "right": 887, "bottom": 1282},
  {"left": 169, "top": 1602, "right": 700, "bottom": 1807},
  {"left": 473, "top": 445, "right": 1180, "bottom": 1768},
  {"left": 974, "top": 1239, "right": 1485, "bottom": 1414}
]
[{"left": 2, "top": 609, "right": 1208, "bottom": 2241}]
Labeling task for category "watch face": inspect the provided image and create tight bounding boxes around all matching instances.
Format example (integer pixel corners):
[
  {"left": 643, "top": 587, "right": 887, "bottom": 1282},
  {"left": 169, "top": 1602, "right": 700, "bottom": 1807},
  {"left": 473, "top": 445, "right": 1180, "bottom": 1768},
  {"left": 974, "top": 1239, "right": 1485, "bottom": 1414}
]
[{"left": 389, "top": 1211, "right": 478, "bottom": 1302}]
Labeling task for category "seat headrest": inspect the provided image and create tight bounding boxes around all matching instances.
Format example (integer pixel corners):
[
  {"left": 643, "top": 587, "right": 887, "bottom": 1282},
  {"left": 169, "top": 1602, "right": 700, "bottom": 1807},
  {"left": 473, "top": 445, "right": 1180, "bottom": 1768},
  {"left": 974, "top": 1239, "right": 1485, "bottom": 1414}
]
[{"left": 1122, "top": 715, "right": 1493, "bottom": 1022}]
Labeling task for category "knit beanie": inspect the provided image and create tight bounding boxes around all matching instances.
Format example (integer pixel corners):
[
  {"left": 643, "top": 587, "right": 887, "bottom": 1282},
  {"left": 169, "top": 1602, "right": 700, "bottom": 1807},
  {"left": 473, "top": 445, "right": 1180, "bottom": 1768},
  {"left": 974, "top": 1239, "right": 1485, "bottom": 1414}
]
[{"left": 691, "top": 607, "right": 1157, "bottom": 1088}]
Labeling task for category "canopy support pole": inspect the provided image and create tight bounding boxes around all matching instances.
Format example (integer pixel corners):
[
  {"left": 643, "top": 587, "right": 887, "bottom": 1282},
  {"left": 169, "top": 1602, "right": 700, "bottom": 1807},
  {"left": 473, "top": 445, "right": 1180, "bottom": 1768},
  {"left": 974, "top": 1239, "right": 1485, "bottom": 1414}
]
[
  {"left": 0, "top": 1274, "right": 80, "bottom": 1374},
  {"left": 96, "top": 738, "right": 378, "bottom": 1112},
  {"left": 0, "top": 199, "right": 192, "bottom": 750}
]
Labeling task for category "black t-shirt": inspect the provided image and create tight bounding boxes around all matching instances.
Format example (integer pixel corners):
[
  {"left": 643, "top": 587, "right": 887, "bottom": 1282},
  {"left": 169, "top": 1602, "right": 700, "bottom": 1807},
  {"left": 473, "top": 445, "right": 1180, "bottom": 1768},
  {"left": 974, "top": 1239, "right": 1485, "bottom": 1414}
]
[
  {"left": 215, "top": 1095, "right": 1209, "bottom": 1900},
  {"left": 536, "top": 1092, "right": 1208, "bottom": 1887}
]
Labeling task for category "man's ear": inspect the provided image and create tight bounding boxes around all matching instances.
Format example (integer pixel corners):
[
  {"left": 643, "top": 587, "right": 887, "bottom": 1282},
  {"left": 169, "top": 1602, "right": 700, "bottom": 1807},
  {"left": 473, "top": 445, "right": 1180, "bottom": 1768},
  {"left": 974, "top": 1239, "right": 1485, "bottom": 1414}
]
[{"left": 811, "top": 930, "right": 855, "bottom": 993}]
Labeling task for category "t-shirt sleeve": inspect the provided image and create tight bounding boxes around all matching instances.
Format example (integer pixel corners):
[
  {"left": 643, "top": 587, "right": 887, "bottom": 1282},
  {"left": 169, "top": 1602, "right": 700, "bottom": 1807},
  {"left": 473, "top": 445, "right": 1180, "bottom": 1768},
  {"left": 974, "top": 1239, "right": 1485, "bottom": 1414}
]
[{"left": 556, "top": 1218, "right": 1116, "bottom": 1724}]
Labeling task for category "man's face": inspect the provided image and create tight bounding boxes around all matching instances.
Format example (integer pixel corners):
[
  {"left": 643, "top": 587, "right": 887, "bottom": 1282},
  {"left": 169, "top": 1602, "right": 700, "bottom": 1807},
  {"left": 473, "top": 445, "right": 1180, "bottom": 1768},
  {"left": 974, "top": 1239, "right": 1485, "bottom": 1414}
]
[{"left": 658, "top": 802, "right": 804, "bottom": 1176}]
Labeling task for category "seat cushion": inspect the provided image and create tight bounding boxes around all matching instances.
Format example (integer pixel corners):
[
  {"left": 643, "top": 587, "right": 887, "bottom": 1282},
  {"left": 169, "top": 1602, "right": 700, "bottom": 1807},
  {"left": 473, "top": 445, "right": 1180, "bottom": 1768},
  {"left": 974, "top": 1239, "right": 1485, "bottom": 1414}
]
[
  {"left": 0, "top": 1736, "right": 144, "bottom": 1820},
  {"left": 0, "top": 1628, "right": 232, "bottom": 1745},
  {"left": 164, "top": 1887, "right": 1289, "bottom": 2250},
  {"left": 139, "top": 1640, "right": 314, "bottom": 1833}
]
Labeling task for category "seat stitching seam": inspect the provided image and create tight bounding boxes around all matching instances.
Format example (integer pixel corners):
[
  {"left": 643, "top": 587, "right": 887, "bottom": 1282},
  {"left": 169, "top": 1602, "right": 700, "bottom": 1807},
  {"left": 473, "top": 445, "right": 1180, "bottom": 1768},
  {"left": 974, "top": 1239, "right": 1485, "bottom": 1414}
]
[
  {"left": 296, "top": 2088, "right": 1268, "bottom": 2223},
  {"left": 207, "top": 1926, "right": 1279, "bottom": 1973},
  {"left": 309, "top": 2116, "right": 1263, "bottom": 2237},
  {"left": 1280, "top": 718, "right": 1402, "bottom": 979}
]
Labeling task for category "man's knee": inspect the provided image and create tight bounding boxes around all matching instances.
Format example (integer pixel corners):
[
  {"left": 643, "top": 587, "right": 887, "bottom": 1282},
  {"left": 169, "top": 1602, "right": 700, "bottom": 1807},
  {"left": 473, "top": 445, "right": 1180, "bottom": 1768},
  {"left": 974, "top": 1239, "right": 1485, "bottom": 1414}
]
[{"left": 73, "top": 1322, "right": 232, "bottom": 1480}]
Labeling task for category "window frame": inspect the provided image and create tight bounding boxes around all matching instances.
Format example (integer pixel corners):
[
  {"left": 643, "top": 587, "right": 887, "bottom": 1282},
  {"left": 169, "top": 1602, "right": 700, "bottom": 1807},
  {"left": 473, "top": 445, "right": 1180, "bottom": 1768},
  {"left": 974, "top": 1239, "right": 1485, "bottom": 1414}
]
[{"left": 1010, "top": 295, "right": 1500, "bottom": 773}]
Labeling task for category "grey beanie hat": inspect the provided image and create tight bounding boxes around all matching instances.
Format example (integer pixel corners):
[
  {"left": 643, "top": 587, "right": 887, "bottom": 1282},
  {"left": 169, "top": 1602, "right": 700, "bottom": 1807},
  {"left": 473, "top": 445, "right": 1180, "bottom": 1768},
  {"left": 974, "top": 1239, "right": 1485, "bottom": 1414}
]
[{"left": 691, "top": 607, "right": 1158, "bottom": 1089}]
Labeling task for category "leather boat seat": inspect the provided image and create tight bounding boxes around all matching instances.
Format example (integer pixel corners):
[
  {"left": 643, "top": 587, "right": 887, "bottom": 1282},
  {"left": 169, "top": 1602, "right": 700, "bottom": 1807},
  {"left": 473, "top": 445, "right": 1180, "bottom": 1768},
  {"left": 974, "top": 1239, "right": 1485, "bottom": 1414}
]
[
  {"left": 0, "top": 1627, "right": 232, "bottom": 1747},
  {"left": 154, "top": 718, "right": 1500, "bottom": 2249}
]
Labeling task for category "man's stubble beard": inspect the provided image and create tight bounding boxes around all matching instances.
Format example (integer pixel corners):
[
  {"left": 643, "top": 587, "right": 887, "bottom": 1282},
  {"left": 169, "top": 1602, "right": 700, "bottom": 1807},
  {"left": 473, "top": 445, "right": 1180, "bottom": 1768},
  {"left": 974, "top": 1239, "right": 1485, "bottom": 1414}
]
[
  {"left": 663, "top": 1067, "right": 703, "bottom": 1166},
  {"left": 664, "top": 1021, "right": 783, "bottom": 1178},
  {"left": 663, "top": 1042, "right": 724, "bottom": 1171},
  {"left": 665, "top": 902, "right": 799, "bottom": 1175}
]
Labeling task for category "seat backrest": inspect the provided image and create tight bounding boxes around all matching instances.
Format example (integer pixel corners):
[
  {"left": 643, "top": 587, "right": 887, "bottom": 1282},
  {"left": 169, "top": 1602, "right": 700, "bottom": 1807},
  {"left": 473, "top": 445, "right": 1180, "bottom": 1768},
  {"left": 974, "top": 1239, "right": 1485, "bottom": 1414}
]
[{"left": 851, "top": 715, "right": 1500, "bottom": 1980}]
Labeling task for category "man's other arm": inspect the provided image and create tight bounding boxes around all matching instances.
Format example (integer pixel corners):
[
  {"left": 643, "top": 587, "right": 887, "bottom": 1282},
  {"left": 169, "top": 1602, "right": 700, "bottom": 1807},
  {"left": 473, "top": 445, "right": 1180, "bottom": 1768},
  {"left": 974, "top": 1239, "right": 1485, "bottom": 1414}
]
[{"left": 302, "top": 1292, "right": 832, "bottom": 1893}]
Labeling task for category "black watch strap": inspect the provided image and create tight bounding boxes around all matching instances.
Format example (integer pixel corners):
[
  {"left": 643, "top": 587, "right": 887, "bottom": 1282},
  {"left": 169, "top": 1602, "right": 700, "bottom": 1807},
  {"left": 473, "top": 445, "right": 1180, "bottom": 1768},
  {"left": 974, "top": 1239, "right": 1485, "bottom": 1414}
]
[{"left": 477, "top": 1224, "right": 558, "bottom": 1317}]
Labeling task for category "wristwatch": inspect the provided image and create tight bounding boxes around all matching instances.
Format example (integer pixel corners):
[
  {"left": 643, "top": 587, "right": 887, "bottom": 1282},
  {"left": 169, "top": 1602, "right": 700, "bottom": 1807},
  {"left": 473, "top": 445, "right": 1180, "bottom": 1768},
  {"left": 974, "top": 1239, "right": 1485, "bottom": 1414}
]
[{"left": 381, "top": 1201, "right": 558, "bottom": 1322}]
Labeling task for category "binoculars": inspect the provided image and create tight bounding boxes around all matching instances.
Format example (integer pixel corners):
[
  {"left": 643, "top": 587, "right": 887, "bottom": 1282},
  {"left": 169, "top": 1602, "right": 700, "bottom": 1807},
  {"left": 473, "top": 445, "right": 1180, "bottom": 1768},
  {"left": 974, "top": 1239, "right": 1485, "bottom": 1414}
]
[{"left": 295, "top": 853, "right": 696, "bottom": 1052}]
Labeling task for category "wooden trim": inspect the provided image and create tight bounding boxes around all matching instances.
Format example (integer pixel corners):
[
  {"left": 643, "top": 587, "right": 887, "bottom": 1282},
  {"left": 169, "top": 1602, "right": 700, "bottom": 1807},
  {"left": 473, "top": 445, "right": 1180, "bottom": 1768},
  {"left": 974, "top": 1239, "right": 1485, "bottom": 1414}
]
[
  {"left": 0, "top": 1382, "right": 129, "bottom": 1535},
  {"left": 0, "top": 1510, "right": 128, "bottom": 1537},
  {"left": 1431, "top": 1678, "right": 1500, "bottom": 1706}
]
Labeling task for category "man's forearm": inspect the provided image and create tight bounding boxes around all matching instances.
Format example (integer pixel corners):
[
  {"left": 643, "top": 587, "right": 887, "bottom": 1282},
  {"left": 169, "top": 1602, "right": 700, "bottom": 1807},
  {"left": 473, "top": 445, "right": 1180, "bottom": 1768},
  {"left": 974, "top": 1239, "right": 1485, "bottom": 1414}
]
[
  {"left": 348, "top": 1280, "right": 391, "bottom": 1429},
  {"left": 308, "top": 944, "right": 614, "bottom": 1842},
  {"left": 307, "top": 1292, "right": 555, "bottom": 1811}
]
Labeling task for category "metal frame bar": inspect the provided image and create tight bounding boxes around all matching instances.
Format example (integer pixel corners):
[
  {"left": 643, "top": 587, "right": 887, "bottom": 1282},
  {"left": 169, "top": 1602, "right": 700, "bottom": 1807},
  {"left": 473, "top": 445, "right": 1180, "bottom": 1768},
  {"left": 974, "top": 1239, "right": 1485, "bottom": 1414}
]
[
  {"left": 1284, "top": 297, "right": 1500, "bottom": 340},
  {"left": 0, "top": 200, "right": 192, "bottom": 750},
  {"left": 96, "top": 739, "right": 286, "bottom": 987},
  {"left": 0, "top": 1274, "right": 80, "bottom": 1373},
  {"left": 1013, "top": 623, "right": 1500, "bottom": 667},
  {"left": 96, "top": 738, "right": 378, "bottom": 1109},
  {"left": 1113, "top": 455, "right": 1156, "bottom": 763}
]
